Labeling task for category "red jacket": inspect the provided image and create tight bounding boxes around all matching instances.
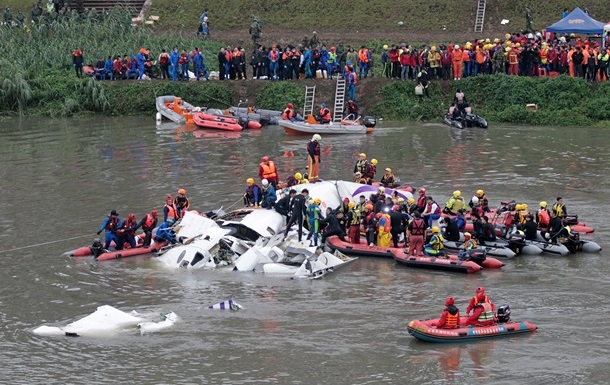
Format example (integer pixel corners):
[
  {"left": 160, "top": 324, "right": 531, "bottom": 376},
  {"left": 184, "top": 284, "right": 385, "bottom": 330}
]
[
  {"left": 437, "top": 305, "right": 461, "bottom": 329},
  {"left": 399, "top": 52, "right": 410, "bottom": 66},
  {"left": 466, "top": 302, "right": 495, "bottom": 326}
]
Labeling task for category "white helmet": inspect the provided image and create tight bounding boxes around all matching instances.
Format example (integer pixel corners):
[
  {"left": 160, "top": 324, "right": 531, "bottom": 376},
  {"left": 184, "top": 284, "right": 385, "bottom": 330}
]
[
  {"left": 312, "top": 134, "right": 322, "bottom": 141},
  {"left": 262, "top": 179, "right": 269, "bottom": 186},
  {"left": 471, "top": 196, "right": 479, "bottom": 204},
  {"left": 454, "top": 44, "right": 460, "bottom": 49}
]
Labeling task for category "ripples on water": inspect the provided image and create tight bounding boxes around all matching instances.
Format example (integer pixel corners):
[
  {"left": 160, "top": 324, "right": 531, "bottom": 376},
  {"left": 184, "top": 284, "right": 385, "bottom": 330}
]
[{"left": 0, "top": 118, "right": 608, "bottom": 384}]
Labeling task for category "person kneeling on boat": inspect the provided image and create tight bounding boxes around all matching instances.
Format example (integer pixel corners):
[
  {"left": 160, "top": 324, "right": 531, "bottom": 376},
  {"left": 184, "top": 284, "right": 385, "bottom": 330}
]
[
  {"left": 437, "top": 297, "right": 461, "bottom": 329},
  {"left": 466, "top": 287, "right": 495, "bottom": 315},
  {"left": 244, "top": 178, "right": 262, "bottom": 208},
  {"left": 317, "top": 102, "right": 331, "bottom": 124},
  {"left": 261, "top": 179, "right": 277, "bottom": 209},
  {"left": 155, "top": 218, "right": 177, "bottom": 245},
  {"left": 282, "top": 103, "right": 297, "bottom": 121},
  {"left": 344, "top": 100, "right": 360, "bottom": 120},
  {"left": 380, "top": 167, "right": 398, "bottom": 188},
  {"left": 97, "top": 210, "right": 121, "bottom": 250},
  {"left": 136, "top": 210, "right": 159, "bottom": 247},
  {"left": 354, "top": 171, "right": 368, "bottom": 184},
  {"left": 466, "top": 292, "right": 496, "bottom": 327},
  {"left": 116, "top": 213, "right": 138, "bottom": 249},
  {"left": 424, "top": 226, "right": 445, "bottom": 256},
  {"left": 457, "top": 232, "right": 478, "bottom": 260},
  {"left": 320, "top": 207, "right": 347, "bottom": 244}
]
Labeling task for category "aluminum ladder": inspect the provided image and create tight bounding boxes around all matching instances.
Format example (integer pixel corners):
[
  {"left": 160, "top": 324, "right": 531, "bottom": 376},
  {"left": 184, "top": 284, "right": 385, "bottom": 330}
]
[
  {"left": 474, "top": 0, "right": 486, "bottom": 33},
  {"left": 332, "top": 76, "right": 346, "bottom": 122},
  {"left": 303, "top": 85, "right": 316, "bottom": 118}
]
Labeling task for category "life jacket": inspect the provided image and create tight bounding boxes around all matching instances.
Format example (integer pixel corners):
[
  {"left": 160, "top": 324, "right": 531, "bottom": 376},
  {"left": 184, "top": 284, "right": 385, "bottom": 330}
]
[
  {"left": 307, "top": 204, "right": 320, "bottom": 220},
  {"left": 445, "top": 312, "right": 459, "bottom": 328},
  {"left": 430, "top": 233, "right": 444, "bottom": 250},
  {"left": 365, "top": 164, "right": 377, "bottom": 179},
  {"left": 448, "top": 197, "right": 465, "bottom": 213},
  {"left": 105, "top": 216, "right": 119, "bottom": 231},
  {"left": 358, "top": 49, "right": 369, "bottom": 63},
  {"left": 508, "top": 50, "right": 519, "bottom": 65},
  {"left": 120, "top": 219, "right": 136, "bottom": 236},
  {"left": 477, "top": 302, "right": 494, "bottom": 322},
  {"left": 269, "top": 50, "right": 279, "bottom": 62},
  {"left": 349, "top": 209, "right": 361, "bottom": 226},
  {"left": 164, "top": 203, "right": 177, "bottom": 219},
  {"left": 416, "top": 195, "right": 427, "bottom": 209},
  {"left": 464, "top": 239, "right": 478, "bottom": 250},
  {"left": 538, "top": 209, "right": 550, "bottom": 226},
  {"left": 472, "top": 295, "right": 490, "bottom": 305},
  {"left": 516, "top": 210, "right": 528, "bottom": 225},
  {"left": 540, "top": 48, "right": 548, "bottom": 64},
  {"left": 174, "top": 196, "right": 189, "bottom": 211},
  {"left": 462, "top": 50, "right": 470, "bottom": 62},
  {"left": 349, "top": 71, "right": 357, "bottom": 84},
  {"left": 143, "top": 214, "right": 156, "bottom": 230},
  {"left": 427, "top": 201, "right": 442, "bottom": 215},
  {"left": 355, "top": 159, "right": 368, "bottom": 174},
  {"left": 328, "top": 52, "right": 336, "bottom": 64},
  {"left": 282, "top": 108, "right": 294, "bottom": 120},
  {"left": 225, "top": 51, "right": 233, "bottom": 61},
  {"left": 411, "top": 218, "right": 425, "bottom": 235},
  {"left": 72, "top": 50, "right": 83, "bottom": 57},
  {"left": 552, "top": 203, "right": 565, "bottom": 217},
  {"left": 260, "top": 161, "right": 278, "bottom": 179},
  {"left": 319, "top": 107, "right": 331, "bottom": 120}
]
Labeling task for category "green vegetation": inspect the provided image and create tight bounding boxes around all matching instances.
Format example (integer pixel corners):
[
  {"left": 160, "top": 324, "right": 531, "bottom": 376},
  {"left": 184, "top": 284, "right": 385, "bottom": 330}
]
[
  {"left": 256, "top": 82, "right": 304, "bottom": 112},
  {"left": 371, "top": 75, "right": 610, "bottom": 127},
  {"left": 148, "top": 0, "right": 610, "bottom": 37}
]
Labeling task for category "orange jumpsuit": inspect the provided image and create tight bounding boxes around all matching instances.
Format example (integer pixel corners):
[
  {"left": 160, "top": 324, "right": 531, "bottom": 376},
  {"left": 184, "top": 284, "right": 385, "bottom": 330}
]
[{"left": 451, "top": 49, "right": 463, "bottom": 79}]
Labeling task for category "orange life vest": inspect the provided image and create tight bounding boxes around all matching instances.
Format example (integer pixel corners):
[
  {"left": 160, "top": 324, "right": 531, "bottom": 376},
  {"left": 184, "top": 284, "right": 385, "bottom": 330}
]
[
  {"left": 164, "top": 203, "right": 177, "bottom": 219},
  {"left": 358, "top": 49, "right": 369, "bottom": 63},
  {"left": 538, "top": 209, "right": 550, "bottom": 226},
  {"left": 269, "top": 50, "right": 279, "bottom": 61},
  {"left": 282, "top": 108, "right": 294, "bottom": 120},
  {"left": 259, "top": 161, "right": 278, "bottom": 179},
  {"left": 349, "top": 72, "right": 357, "bottom": 84},
  {"left": 319, "top": 107, "right": 330, "bottom": 120},
  {"left": 143, "top": 214, "right": 156, "bottom": 229},
  {"left": 445, "top": 312, "right": 459, "bottom": 328},
  {"left": 508, "top": 50, "right": 519, "bottom": 65}
]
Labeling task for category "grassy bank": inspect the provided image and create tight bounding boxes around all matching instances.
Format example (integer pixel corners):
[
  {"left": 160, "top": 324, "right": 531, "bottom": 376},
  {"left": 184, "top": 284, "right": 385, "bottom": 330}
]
[{"left": 148, "top": 0, "right": 610, "bottom": 38}]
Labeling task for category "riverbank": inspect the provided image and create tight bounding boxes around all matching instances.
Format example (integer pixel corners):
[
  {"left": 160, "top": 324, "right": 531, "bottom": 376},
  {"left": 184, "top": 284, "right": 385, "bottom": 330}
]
[{"left": 3, "top": 73, "right": 610, "bottom": 127}]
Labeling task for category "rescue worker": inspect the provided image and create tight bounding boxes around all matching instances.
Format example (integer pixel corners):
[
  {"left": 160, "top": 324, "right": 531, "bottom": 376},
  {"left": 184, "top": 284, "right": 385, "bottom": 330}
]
[
  {"left": 117, "top": 213, "right": 138, "bottom": 249},
  {"left": 307, "top": 134, "right": 321, "bottom": 182},
  {"left": 294, "top": 172, "right": 309, "bottom": 184},
  {"left": 275, "top": 189, "right": 295, "bottom": 220},
  {"left": 389, "top": 205, "right": 407, "bottom": 248},
  {"left": 451, "top": 44, "right": 463, "bottom": 80},
  {"left": 344, "top": 100, "right": 360, "bottom": 119},
  {"left": 136, "top": 210, "right": 159, "bottom": 247},
  {"left": 318, "top": 102, "right": 331, "bottom": 124},
  {"left": 415, "top": 187, "right": 427, "bottom": 213},
  {"left": 155, "top": 218, "right": 177, "bottom": 244},
  {"left": 353, "top": 172, "right": 367, "bottom": 184},
  {"left": 258, "top": 156, "right": 279, "bottom": 188},
  {"left": 513, "top": 204, "right": 530, "bottom": 227},
  {"left": 261, "top": 179, "right": 277, "bottom": 209},
  {"left": 460, "top": 232, "right": 478, "bottom": 259},
  {"left": 508, "top": 44, "right": 519, "bottom": 76},
  {"left": 424, "top": 226, "right": 445, "bottom": 256},
  {"left": 353, "top": 153, "right": 368, "bottom": 175},
  {"left": 282, "top": 103, "right": 296, "bottom": 120},
  {"left": 72, "top": 47, "right": 84, "bottom": 78},
  {"left": 362, "top": 204, "right": 377, "bottom": 246},
  {"left": 437, "top": 297, "right": 461, "bottom": 329},
  {"left": 305, "top": 198, "right": 323, "bottom": 247},
  {"left": 163, "top": 195, "right": 178, "bottom": 222},
  {"left": 427, "top": 46, "right": 441, "bottom": 79},
  {"left": 336, "top": 197, "right": 351, "bottom": 233},
  {"left": 442, "top": 215, "right": 460, "bottom": 242},
  {"left": 357, "top": 45, "right": 370, "bottom": 78},
  {"left": 364, "top": 158, "right": 377, "bottom": 184},
  {"left": 347, "top": 69, "right": 357, "bottom": 101},
  {"left": 523, "top": 214, "right": 538, "bottom": 240},
  {"left": 174, "top": 188, "right": 190, "bottom": 218},
  {"left": 480, "top": 215, "right": 497, "bottom": 244},
  {"left": 469, "top": 189, "right": 490, "bottom": 213},
  {"left": 97, "top": 210, "right": 121, "bottom": 250},
  {"left": 407, "top": 211, "right": 426, "bottom": 256},
  {"left": 284, "top": 189, "right": 308, "bottom": 241},
  {"left": 422, "top": 196, "right": 442, "bottom": 228},
  {"left": 346, "top": 201, "right": 361, "bottom": 244},
  {"left": 444, "top": 190, "right": 468, "bottom": 215},
  {"left": 466, "top": 292, "right": 496, "bottom": 326},
  {"left": 243, "top": 178, "right": 262, "bottom": 208},
  {"left": 552, "top": 197, "right": 567, "bottom": 218},
  {"left": 545, "top": 210, "right": 563, "bottom": 243},
  {"left": 380, "top": 168, "right": 397, "bottom": 188},
  {"left": 466, "top": 287, "right": 496, "bottom": 315},
  {"left": 536, "top": 201, "right": 550, "bottom": 227},
  {"left": 492, "top": 46, "right": 507, "bottom": 74},
  {"left": 320, "top": 207, "right": 347, "bottom": 244},
  {"left": 170, "top": 48, "right": 180, "bottom": 81},
  {"left": 406, "top": 197, "right": 417, "bottom": 215}
]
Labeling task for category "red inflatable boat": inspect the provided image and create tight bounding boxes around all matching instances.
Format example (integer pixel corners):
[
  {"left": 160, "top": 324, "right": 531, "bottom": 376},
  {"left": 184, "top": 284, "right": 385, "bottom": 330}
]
[
  {"left": 66, "top": 238, "right": 167, "bottom": 261},
  {"left": 407, "top": 317, "right": 537, "bottom": 342},
  {"left": 325, "top": 236, "right": 503, "bottom": 272},
  {"left": 193, "top": 112, "right": 244, "bottom": 131}
]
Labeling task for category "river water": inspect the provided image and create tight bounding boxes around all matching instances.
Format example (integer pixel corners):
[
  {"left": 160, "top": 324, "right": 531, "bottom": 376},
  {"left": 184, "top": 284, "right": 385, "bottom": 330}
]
[{"left": 0, "top": 117, "right": 608, "bottom": 384}]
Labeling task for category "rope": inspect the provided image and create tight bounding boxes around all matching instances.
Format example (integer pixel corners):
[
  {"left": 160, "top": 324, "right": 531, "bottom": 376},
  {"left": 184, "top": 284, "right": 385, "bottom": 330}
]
[{"left": 0, "top": 234, "right": 95, "bottom": 254}]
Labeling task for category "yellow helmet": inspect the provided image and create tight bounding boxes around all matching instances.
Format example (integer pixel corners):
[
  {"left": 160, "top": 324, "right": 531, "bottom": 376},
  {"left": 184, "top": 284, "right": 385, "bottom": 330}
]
[
  {"left": 371, "top": 158, "right": 378, "bottom": 165},
  {"left": 397, "top": 197, "right": 405, "bottom": 203},
  {"left": 465, "top": 43, "right": 472, "bottom": 49},
  {"left": 314, "top": 198, "right": 321, "bottom": 205},
  {"left": 246, "top": 178, "right": 254, "bottom": 185},
  {"left": 359, "top": 153, "right": 366, "bottom": 158},
  {"left": 505, "top": 41, "right": 512, "bottom": 47},
  {"left": 540, "top": 201, "right": 547, "bottom": 208},
  {"left": 505, "top": 33, "right": 511, "bottom": 39},
  {"left": 385, "top": 167, "right": 392, "bottom": 173},
  {"left": 453, "top": 190, "right": 461, "bottom": 198},
  {"left": 464, "top": 232, "right": 472, "bottom": 238},
  {"left": 307, "top": 199, "right": 314, "bottom": 205},
  {"left": 383, "top": 44, "right": 388, "bottom": 50},
  {"left": 515, "top": 204, "right": 523, "bottom": 211},
  {"left": 431, "top": 46, "right": 437, "bottom": 51},
  {"left": 476, "top": 189, "right": 484, "bottom": 197},
  {"left": 408, "top": 198, "right": 415, "bottom": 205},
  {"left": 485, "top": 38, "right": 491, "bottom": 44},
  {"left": 431, "top": 226, "right": 439, "bottom": 233},
  {"left": 515, "top": 43, "right": 521, "bottom": 48},
  {"left": 348, "top": 201, "right": 356, "bottom": 209},
  {"left": 294, "top": 172, "right": 302, "bottom": 180},
  {"left": 522, "top": 204, "right": 528, "bottom": 211}
]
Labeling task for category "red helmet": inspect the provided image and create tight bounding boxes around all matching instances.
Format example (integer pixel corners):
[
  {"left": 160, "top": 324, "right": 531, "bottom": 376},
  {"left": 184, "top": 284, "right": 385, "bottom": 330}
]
[
  {"left": 477, "top": 292, "right": 486, "bottom": 301},
  {"left": 418, "top": 187, "right": 426, "bottom": 193},
  {"left": 261, "top": 156, "right": 269, "bottom": 162},
  {"left": 151, "top": 210, "right": 159, "bottom": 217},
  {"left": 128, "top": 213, "right": 136, "bottom": 220},
  {"left": 476, "top": 287, "right": 485, "bottom": 294},
  {"left": 166, "top": 195, "right": 172, "bottom": 201},
  {"left": 392, "top": 205, "right": 400, "bottom": 211},
  {"left": 287, "top": 103, "right": 293, "bottom": 108},
  {"left": 445, "top": 296, "right": 455, "bottom": 306}
]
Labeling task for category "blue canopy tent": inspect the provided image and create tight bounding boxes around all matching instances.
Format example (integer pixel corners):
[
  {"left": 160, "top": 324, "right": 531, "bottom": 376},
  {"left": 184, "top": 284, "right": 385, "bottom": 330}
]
[{"left": 546, "top": 7, "right": 605, "bottom": 34}]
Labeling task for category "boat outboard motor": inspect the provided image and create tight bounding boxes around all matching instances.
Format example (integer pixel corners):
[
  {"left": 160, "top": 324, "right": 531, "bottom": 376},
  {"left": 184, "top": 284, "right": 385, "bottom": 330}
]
[
  {"left": 238, "top": 117, "right": 249, "bottom": 129},
  {"left": 363, "top": 116, "right": 376, "bottom": 128},
  {"left": 90, "top": 238, "right": 106, "bottom": 259},
  {"left": 496, "top": 305, "right": 511, "bottom": 323},
  {"left": 467, "top": 250, "right": 487, "bottom": 265}
]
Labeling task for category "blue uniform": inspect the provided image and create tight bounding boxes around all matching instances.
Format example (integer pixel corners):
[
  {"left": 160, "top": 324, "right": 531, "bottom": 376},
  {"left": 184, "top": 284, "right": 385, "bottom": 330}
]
[
  {"left": 155, "top": 221, "right": 176, "bottom": 244},
  {"left": 170, "top": 50, "right": 180, "bottom": 81},
  {"left": 98, "top": 215, "right": 120, "bottom": 249},
  {"left": 261, "top": 184, "right": 277, "bottom": 209},
  {"left": 103, "top": 59, "right": 114, "bottom": 80},
  {"left": 193, "top": 52, "right": 209, "bottom": 80},
  {"left": 126, "top": 55, "right": 139, "bottom": 79},
  {"left": 117, "top": 218, "right": 138, "bottom": 248},
  {"left": 306, "top": 203, "right": 322, "bottom": 246}
]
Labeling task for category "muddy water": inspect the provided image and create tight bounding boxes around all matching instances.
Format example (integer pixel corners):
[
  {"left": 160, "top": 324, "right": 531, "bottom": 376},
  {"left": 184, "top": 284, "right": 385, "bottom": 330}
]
[{"left": 0, "top": 117, "right": 608, "bottom": 384}]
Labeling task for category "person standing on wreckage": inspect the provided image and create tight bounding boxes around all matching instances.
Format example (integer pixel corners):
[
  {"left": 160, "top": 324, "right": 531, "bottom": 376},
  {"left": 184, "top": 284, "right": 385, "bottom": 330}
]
[{"left": 284, "top": 189, "right": 309, "bottom": 242}]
